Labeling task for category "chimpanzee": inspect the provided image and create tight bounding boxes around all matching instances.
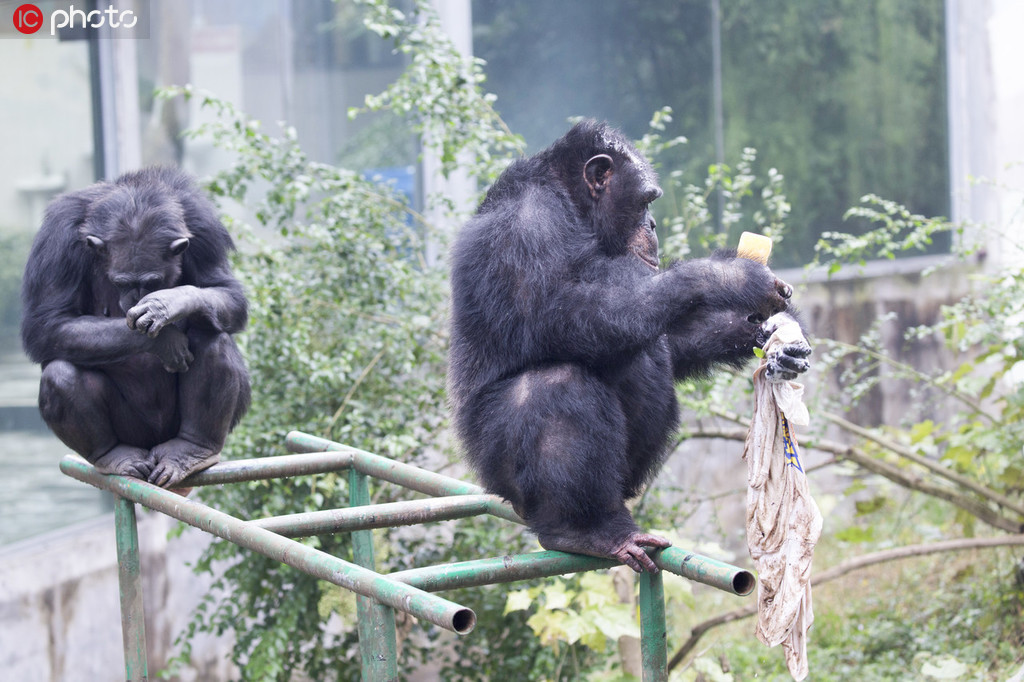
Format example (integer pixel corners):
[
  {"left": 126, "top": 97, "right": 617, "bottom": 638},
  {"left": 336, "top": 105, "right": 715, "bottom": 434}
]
[
  {"left": 448, "top": 120, "right": 811, "bottom": 572},
  {"left": 21, "top": 166, "right": 250, "bottom": 488}
]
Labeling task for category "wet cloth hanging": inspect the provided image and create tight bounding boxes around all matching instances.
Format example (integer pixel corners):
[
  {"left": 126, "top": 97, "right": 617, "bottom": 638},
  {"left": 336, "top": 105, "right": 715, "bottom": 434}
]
[{"left": 743, "top": 317, "right": 822, "bottom": 681}]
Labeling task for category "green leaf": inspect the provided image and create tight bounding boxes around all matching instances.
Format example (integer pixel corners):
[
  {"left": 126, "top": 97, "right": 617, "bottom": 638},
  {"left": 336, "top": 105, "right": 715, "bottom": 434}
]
[
  {"left": 909, "top": 419, "right": 935, "bottom": 444},
  {"left": 541, "top": 582, "right": 571, "bottom": 611},
  {"left": 835, "top": 526, "right": 875, "bottom": 543},
  {"left": 504, "top": 589, "right": 535, "bottom": 615}
]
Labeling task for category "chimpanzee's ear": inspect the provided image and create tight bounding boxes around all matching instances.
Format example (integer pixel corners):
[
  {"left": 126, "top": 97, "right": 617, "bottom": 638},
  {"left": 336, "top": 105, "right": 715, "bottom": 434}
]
[
  {"left": 84, "top": 235, "right": 106, "bottom": 253},
  {"left": 584, "top": 154, "right": 614, "bottom": 199},
  {"left": 169, "top": 238, "right": 190, "bottom": 256}
]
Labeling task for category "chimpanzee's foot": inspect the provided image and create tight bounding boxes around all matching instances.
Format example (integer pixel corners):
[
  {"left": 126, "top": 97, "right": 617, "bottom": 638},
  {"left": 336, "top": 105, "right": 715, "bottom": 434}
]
[
  {"left": 538, "top": 528, "right": 672, "bottom": 573},
  {"left": 92, "top": 444, "right": 155, "bottom": 479},
  {"left": 148, "top": 437, "right": 220, "bottom": 488}
]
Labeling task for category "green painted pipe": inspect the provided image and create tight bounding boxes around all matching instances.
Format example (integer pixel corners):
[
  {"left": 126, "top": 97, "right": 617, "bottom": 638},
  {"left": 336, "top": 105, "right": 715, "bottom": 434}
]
[
  {"left": 285, "top": 431, "right": 483, "bottom": 496},
  {"left": 390, "top": 547, "right": 754, "bottom": 596},
  {"left": 349, "top": 467, "right": 400, "bottom": 680},
  {"left": 639, "top": 570, "right": 668, "bottom": 681},
  {"left": 176, "top": 450, "right": 355, "bottom": 487},
  {"left": 655, "top": 546, "right": 755, "bottom": 596},
  {"left": 252, "top": 495, "right": 498, "bottom": 537},
  {"left": 113, "top": 496, "right": 148, "bottom": 682},
  {"left": 59, "top": 455, "right": 476, "bottom": 635}
]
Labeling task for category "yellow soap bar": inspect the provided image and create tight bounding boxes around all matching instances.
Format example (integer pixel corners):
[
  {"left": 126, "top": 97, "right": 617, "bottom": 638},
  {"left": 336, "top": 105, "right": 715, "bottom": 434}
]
[{"left": 737, "top": 231, "right": 772, "bottom": 264}]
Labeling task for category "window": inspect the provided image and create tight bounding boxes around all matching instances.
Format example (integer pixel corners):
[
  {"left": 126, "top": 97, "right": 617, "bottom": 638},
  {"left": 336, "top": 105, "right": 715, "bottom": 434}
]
[
  {"left": 0, "top": 15, "right": 107, "bottom": 545},
  {"left": 472, "top": 0, "right": 950, "bottom": 267}
]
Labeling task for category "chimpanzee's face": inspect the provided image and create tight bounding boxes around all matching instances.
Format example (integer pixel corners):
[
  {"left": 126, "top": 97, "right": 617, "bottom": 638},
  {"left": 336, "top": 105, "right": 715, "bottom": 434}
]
[
  {"left": 82, "top": 189, "right": 190, "bottom": 312},
  {"left": 101, "top": 236, "right": 188, "bottom": 313},
  {"left": 584, "top": 142, "right": 663, "bottom": 271}
]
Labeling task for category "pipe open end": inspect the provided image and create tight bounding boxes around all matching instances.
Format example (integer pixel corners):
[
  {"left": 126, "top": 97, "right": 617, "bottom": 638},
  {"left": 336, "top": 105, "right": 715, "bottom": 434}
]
[
  {"left": 452, "top": 608, "right": 476, "bottom": 635},
  {"left": 733, "top": 570, "right": 756, "bottom": 596}
]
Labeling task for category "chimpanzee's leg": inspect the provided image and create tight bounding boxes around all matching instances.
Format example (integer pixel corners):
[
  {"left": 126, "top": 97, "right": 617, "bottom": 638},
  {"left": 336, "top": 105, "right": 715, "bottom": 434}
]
[
  {"left": 478, "top": 363, "right": 670, "bottom": 573},
  {"left": 149, "top": 329, "right": 250, "bottom": 487},
  {"left": 38, "top": 360, "right": 158, "bottom": 478}
]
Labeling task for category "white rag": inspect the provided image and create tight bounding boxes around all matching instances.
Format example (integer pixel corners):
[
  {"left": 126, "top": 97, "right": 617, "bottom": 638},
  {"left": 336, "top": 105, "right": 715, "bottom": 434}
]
[{"left": 743, "top": 318, "right": 822, "bottom": 681}]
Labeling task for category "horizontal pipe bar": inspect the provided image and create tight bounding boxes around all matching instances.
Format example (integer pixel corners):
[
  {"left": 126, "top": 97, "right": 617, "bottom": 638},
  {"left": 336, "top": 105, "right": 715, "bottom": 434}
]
[
  {"left": 656, "top": 546, "right": 756, "bottom": 596},
  {"left": 388, "top": 550, "right": 618, "bottom": 590},
  {"left": 285, "top": 431, "right": 482, "bottom": 497},
  {"left": 59, "top": 455, "right": 476, "bottom": 635},
  {"left": 389, "top": 546, "right": 755, "bottom": 596},
  {"left": 251, "top": 495, "right": 498, "bottom": 537},
  {"left": 175, "top": 450, "right": 354, "bottom": 487},
  {"left": 284, "top": 432, "right": 525, "bottom": 525}
]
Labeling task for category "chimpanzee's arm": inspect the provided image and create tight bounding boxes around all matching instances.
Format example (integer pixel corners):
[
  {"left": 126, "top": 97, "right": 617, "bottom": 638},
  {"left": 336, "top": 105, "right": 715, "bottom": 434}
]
[
  {"left": 668, "top": 309, "right": 812, "bottom": 383},
  {"left": 38, "top": 315, "right": 192, "bottom": 371},
  {"left": 125, "top": 277, "right": 247, "bottom": 337},
  {"left": 666, "top": 307, "right": 763, "bottom": 380},
  {"left": 538, "top": 255, "right": 787, "bottom": 365}
]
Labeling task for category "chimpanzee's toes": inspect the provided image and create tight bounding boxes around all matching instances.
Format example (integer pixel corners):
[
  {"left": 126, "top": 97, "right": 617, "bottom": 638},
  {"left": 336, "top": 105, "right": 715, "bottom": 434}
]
[
  {"left": 92, "top": 444, "right": 154, "bottom": 479},
  {"left": 148, "top": 438, "right": 220, "bottom": 488},
  {"left": 614, "top": 532, "right": 672, "bottom": 573}
]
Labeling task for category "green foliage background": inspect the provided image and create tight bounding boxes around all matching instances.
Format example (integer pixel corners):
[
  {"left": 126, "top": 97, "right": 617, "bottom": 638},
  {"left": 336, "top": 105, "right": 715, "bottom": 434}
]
[{"left": 159, "top": 1, "right": 1024, "bottom": 680}]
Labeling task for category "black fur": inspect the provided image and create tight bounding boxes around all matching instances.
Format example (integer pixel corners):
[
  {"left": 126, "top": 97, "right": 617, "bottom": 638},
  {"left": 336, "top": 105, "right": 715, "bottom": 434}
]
[
  {"left": 448, "top": 120, "right": 806, "bottom": 572},
  {"left": 21, "top": 166, "right": 250, "bottom": 487}
]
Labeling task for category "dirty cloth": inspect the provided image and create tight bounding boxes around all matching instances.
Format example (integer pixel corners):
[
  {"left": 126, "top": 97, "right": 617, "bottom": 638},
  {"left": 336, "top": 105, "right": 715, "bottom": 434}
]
[{"left": 743, "top": 318, "right": 822, "bottom": 681}]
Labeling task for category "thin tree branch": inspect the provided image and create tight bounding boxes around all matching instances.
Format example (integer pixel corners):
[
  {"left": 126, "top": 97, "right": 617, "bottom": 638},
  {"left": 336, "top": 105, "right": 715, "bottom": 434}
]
[
  {"left": 682, "top": 425, "right": 1024, "bottom": 534},
  {"left": 825, "top": 339, "right": 997, "bottom": 423},
  {"left": 822, "top": 411, "right": 1024, "bottom": 518},
  {"left": 668, "top": 535, "right": 1024, "bottom": 672}
]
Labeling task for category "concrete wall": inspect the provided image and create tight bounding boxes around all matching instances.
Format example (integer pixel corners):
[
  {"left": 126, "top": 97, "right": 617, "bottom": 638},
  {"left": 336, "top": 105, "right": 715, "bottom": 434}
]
[{"left": 0, "top": 509, "right": 236, "bottom": 681}]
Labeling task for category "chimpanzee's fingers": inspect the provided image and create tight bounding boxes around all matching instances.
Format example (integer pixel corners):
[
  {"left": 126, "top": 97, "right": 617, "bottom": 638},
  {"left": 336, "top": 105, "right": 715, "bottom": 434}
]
[
  {"left": 775, "top": 278, "right": 793, "bottom": 299},
  {"left": 776, "top": 353, "right": 811, "bottom": 373},
  {"left": 782, "top": 342, "right": 812, "bottom": 358},
  {"left": 618, "top": 551, "right": 644, "bottom": 573},
  {"left": 632, "top": 547, "right": 660, "bottom": 573},
  {"left": 145, "top": 318, "right": 166, "bottom": 337},
  {"left": 149, "top": 463, "right": 172, "bottom": 487},
  {"left": 614, "top": 532, "right": 670, "bottom": 573},
  {"left": 634, "top": 533, "right": 672, "bottom": 549},
  {"left": 125, "top": 308, "right": 142, "bottom": 331}
]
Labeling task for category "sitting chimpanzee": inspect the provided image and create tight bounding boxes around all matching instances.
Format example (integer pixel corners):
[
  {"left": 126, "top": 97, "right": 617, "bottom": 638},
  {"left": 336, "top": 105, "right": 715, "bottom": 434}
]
[
  {"left": 448, "top": 120, "right": 811, "bottom": 572},
  {"left": 21, "top": 166, "right": 250, "bottom": 488}
]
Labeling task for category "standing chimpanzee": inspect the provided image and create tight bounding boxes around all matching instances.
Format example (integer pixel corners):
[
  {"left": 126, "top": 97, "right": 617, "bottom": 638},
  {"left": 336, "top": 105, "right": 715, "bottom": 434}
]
[
  {"left": 448, "top": 120, "right": 811, "bottom": 572},
  {"left": 21, "top": 166, "right": 251, "bottom": 488}
]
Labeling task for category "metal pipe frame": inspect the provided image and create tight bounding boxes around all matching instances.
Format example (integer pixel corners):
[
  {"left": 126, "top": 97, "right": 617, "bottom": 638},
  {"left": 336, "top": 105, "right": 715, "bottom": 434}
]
[
  {"left": 59, "top": 430, "right": 756, "bottom": 682},
  {"left": 60, "top": 456, "right": 476, "bottom": 635}
]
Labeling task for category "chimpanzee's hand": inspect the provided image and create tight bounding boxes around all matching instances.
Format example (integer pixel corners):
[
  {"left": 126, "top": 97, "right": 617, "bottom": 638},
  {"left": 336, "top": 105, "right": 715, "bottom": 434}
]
[
  {"left": 127, "top": 288, "right": 188, "bottom": 337},
  {"left": 758, "top": 312, "right": 812, "bottom": 382},
  {"left": 151, "top": 325, "right": 193, "bottom": 373},
  {"left": 730, "top": 258, "right": 793, "bottom": 324}
]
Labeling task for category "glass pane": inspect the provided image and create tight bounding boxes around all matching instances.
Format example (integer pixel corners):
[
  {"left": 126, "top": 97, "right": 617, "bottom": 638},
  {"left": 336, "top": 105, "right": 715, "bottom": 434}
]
[
  {"left": 0, "top": 26, "right": 108, "bottom": 546},
  {"left": 472, "top": 0, "right": 949, "bottom": 267},
  {"left": 138, "top": 0, "right": 417, "bottom": 189}
]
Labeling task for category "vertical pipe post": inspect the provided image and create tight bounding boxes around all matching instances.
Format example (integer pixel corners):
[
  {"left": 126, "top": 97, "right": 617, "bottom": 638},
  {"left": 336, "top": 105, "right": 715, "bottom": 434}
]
[
  {"left": 639, "top": 571, "right": 668, "bottom": 682},
  {"left": 113, "top": 495, "right": 148, "bottom": 682},
  {"left": 349, "top": 468, "right": 399, "bottom": 681}
]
